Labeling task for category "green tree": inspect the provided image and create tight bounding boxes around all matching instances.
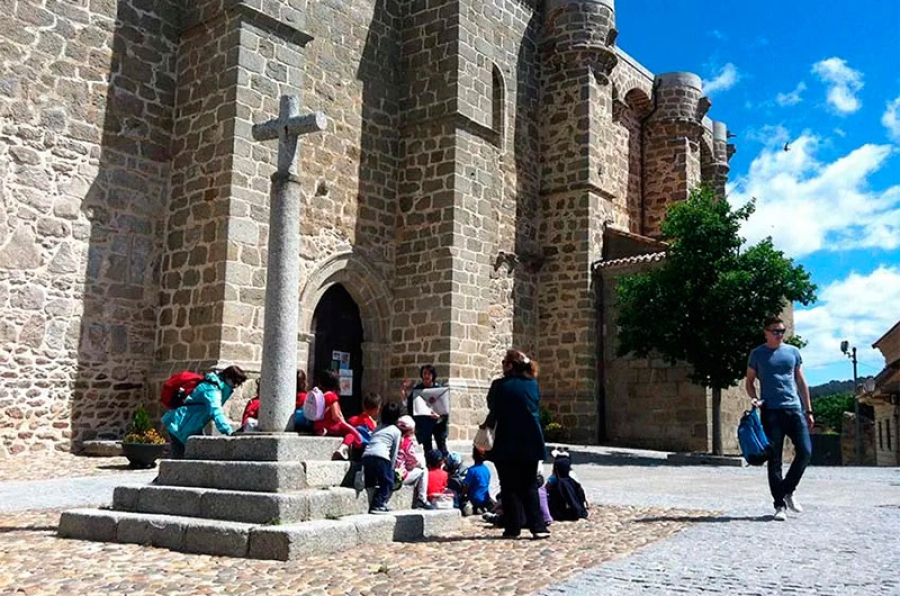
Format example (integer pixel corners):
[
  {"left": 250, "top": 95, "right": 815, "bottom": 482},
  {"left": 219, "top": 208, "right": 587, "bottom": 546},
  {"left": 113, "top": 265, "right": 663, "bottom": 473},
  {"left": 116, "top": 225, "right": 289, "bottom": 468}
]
[
  {"left": 615, "top": 187, "right": 817, "bottom": 454},
  {"left": 812, "top": 393, "right": 855, "bottom": 432}
]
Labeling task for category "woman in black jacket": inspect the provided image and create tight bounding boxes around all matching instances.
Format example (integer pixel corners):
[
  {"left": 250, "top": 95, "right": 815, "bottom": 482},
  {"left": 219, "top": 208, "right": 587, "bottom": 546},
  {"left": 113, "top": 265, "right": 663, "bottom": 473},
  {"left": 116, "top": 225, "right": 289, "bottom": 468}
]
[{"left": 481, "top": 349, "right": 549, "bottom": 540}]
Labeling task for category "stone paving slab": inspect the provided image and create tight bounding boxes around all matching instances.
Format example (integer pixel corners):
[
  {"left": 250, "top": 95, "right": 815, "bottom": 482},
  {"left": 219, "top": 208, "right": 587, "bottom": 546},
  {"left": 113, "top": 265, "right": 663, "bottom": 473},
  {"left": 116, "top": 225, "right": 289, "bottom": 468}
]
[
  {"left": 185, "top": 434, "right": 345, "bottom": 461},
  {"left": 112, "top": 485, "right": 370, "bottom": 524},
  {"left": 154, "top": 459, "right": 350, "bottom": 492}
]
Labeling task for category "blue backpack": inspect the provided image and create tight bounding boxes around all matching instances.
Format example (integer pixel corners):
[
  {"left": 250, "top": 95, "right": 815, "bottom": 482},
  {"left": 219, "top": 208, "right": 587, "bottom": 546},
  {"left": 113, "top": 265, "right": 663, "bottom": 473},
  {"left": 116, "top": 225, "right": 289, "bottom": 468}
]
[{"left": 737, "top": 407, "right": 772, "bottom": 466}]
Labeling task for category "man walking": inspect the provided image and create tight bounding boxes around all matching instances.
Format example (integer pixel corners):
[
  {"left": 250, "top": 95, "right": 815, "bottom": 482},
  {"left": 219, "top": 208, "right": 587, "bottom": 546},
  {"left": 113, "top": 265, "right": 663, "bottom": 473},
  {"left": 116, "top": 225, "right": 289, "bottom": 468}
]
[{"left": 745, "top": 316, "right": 814, "bottom": 521}]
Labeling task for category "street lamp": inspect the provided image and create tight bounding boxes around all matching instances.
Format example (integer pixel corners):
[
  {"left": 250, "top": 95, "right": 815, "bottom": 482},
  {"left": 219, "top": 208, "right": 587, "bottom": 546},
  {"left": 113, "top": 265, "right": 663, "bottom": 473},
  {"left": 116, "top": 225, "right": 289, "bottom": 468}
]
[{"left": 840, "top": 340, "right": 862, "bottom": 463}]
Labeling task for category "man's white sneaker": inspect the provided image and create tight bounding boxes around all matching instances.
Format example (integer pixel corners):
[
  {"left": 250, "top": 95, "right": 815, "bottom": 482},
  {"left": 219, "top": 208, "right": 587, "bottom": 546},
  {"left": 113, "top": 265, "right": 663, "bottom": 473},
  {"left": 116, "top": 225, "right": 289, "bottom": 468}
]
[
  {"left": 784, "top": 494, "right": 803, "bottom": 514},
  {"left": 773, "top": 507, "right": 787, "bottom": 521}
]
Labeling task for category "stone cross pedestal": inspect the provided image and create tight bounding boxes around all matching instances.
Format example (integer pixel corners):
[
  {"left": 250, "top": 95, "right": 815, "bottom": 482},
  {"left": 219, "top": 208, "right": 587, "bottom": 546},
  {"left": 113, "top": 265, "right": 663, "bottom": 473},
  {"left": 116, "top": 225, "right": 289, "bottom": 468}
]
[{"left": 252, "top": 95, "right": 327, "bottom": 432}]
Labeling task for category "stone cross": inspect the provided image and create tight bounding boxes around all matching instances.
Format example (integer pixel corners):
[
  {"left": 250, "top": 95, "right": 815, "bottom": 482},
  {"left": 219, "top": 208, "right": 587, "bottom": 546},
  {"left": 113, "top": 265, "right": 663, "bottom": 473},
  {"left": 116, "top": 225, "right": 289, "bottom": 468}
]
[{"left": 252, "top": 95, "right": 327, "bottom": 432}]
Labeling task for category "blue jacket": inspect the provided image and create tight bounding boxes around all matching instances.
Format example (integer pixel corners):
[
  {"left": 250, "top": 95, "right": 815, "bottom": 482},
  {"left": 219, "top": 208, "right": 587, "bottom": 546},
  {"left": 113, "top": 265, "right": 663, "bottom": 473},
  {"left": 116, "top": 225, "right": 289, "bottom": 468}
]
[
  {"left": 484, "top": 374, "right": 546, "bottom": 463},
  {"left": 162, "top": 372, "right": 234, "bottom": 444}
]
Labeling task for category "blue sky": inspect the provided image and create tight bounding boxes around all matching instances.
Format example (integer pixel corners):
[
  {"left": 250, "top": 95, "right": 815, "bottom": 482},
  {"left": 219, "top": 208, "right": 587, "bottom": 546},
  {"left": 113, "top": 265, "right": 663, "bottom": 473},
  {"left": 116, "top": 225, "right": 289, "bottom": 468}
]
[{"left": 616, "top": 0, "right": 900, "bottom": 387}]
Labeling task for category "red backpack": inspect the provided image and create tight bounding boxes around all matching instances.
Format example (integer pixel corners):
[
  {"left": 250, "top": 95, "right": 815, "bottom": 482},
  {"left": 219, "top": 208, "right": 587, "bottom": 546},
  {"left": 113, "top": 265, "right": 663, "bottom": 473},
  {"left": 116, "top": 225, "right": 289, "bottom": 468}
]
[{"left": 160, "top": 371, "right": 205, "bottom": 410}]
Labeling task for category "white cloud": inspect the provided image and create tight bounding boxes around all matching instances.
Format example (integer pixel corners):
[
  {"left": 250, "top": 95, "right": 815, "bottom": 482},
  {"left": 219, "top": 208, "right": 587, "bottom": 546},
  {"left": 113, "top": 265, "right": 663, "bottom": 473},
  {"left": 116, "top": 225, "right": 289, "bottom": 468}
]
[
  {"left": 702, "top": 63, "right": 740, "bottom": 95},
  {"left": 727, "top": 134, "right": 900, "bottom": 258},
  {"left": 743, "top": 124, "right": 791, "bottom": 146},
  {"left": 794, "top": 266, "right": 900, "bottom": 379},
  {"left": 882, "top": 96, "right": 900, "bottom": 143},
  {"left": 708, "top": 29, "right": 727, "bottom": 41},
  {"left": 811, "top": 57, "right": 864, "bottom": 114},
  {"left": 776, "top": 82, "right": 806, "bottom": 106}
]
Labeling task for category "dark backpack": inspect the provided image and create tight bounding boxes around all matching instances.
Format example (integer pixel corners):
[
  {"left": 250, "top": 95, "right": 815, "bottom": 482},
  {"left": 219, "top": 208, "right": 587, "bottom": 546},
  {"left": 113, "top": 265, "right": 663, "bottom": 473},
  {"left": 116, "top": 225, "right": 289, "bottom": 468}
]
[
  {"left": 738, "top": 407, "right": 772, "bottom": 466},
  {"left": 160, "top": 371, "right": 205, "bottom": 410}
]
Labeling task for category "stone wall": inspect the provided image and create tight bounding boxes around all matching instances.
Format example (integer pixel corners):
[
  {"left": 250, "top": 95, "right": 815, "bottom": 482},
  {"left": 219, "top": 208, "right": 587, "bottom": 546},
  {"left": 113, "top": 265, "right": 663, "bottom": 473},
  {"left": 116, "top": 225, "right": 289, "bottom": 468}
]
[
  {"left": 873, "top": 403, "right": 899, "bottom": 466},
  {"left": 0, "top": 0, "right": 181, "bottom": 454},
  {"left": 600, "top": 258, "right": 708, "bottom": 452}
]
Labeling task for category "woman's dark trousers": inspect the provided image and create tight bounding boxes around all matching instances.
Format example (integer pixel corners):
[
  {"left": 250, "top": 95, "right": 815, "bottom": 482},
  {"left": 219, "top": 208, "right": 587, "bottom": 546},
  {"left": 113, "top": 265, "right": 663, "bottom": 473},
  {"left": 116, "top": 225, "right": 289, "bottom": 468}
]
[{"left": 495, "top": 459, "right": 547, "bottom": 537}]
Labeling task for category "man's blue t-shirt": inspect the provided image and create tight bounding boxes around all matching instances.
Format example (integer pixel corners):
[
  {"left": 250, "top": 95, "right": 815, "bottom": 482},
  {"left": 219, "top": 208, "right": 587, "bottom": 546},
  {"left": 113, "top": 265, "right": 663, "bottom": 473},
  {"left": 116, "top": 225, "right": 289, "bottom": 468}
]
[
  {"left": 748, "top": 343, "right": 803, "bottom": 410},
  {"left": 463, "top": 463, "right": 491, "bottom": 504}
]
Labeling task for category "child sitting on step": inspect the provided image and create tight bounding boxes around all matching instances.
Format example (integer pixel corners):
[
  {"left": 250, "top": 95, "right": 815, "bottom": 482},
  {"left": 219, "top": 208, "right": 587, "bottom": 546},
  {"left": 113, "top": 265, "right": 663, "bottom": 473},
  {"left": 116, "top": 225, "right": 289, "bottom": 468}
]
[
  {"left": 309, "top": 370, "right": 364, "bottom": 461},
  {"left": 444, "top": 451, "right": 468, "bottom": 508},
  {"left": 395, "top": 415, "right": 432, "bottom": 509},
  {"left": 335, "top": 392, "right": 381, "bottom": 460},
  {"left": 425, "top": 448, "right": 451, "bottom": 507},
  {"left": 361, "top": 402, "right": 403, "bottom": 514}
]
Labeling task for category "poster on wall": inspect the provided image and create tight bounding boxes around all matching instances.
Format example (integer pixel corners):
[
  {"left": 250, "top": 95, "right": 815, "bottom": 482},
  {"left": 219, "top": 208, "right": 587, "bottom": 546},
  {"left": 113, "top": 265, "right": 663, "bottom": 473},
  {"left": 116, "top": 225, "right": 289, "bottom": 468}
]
[
  {"left": 332, "top": 350, "right": 350, "bottom": 371},
  {"left": 338, "top": 369, "right": 353, "bottom": 396}
]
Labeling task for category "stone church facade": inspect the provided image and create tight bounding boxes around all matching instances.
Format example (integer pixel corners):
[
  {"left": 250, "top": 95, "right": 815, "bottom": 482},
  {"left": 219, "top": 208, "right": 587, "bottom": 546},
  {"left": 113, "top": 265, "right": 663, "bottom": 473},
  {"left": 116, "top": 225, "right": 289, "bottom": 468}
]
[{"left": 0, "top": 0, "right": 739, "bottom": 458}]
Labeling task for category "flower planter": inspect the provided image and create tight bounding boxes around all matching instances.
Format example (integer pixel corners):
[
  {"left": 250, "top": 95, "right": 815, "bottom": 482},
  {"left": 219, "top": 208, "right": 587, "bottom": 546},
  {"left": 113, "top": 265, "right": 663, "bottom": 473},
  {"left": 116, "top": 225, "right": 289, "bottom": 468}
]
[{"left": 121, "top": 442, "right": 169, "bottom": 469}]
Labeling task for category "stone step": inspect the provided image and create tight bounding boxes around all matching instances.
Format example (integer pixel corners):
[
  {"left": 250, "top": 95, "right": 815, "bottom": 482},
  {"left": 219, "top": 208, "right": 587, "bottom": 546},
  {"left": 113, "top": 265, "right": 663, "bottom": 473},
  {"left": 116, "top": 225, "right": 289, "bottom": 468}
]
[
  {"left": 185, "top": 434, "right": 344, "bottom": 462},
  {"left": 113, "top": 485, "right": 369, "bottom": 525},
  {"left": 58, "top": 507, "right": 462, "bottom": 561},
  {"left": 155, "top": 459, "right": 351, "bottom": 492}
]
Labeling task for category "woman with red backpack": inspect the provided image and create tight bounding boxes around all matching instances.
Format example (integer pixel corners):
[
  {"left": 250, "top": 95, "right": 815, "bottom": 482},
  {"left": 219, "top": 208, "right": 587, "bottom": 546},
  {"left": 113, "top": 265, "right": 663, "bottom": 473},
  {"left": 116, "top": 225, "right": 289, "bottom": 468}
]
[{"left": 162, "top": 365, "right": 247, "bottom": 459}]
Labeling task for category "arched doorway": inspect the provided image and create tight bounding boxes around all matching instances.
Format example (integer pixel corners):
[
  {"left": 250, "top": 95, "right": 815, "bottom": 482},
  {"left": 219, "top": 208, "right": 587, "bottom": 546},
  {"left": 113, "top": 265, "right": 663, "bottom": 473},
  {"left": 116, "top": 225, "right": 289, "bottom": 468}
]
[{"left": 310, "top": 284, "right": 365, "bottom": 417}]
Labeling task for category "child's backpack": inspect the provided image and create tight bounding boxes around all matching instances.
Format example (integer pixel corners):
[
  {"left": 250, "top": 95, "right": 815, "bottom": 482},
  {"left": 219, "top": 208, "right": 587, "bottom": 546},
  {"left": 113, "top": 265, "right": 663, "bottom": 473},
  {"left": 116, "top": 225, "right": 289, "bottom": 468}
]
[
  {"left": 160, "top": 371, "right": 205, "bottom": 410},
  {"left": 737, "top": 407, "right": 772, "bottom": 466},
  {"left": 303, "top": 386, "right": 327, "bottom": 422}
]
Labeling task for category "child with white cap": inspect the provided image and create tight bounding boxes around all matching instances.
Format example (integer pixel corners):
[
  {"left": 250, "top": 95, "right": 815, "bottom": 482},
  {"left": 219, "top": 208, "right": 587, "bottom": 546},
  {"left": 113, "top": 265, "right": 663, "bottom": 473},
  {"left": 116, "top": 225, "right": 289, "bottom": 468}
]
[{"left": 395, "top": 415, "right": 433, "bottom": 509}]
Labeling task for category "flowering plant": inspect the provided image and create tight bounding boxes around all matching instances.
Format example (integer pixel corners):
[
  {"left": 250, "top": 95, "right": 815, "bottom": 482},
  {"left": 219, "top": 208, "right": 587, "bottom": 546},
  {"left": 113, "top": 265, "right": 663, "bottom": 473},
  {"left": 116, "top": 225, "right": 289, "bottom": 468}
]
[{"left": 122, "top": 406, "right": 166, "bottom": 445}]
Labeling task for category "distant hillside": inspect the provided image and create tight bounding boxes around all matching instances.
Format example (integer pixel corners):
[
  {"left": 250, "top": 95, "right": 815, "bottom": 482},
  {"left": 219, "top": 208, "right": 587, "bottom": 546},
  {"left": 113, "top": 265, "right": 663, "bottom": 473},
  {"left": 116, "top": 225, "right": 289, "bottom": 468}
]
[{"left": 809, "top": 377, "right": 874, "bottom": 399}]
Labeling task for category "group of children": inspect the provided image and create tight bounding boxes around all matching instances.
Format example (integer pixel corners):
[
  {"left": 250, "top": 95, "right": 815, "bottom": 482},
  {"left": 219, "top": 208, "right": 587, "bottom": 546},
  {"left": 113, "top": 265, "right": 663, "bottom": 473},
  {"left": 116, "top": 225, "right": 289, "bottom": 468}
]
[
  {"left": 240, "top": 368, "right": 494, "bottom": 514},
  {"left": 240, "top": 369, "right": 588, "bottom": 521},
  {"left": 363, "top": 403, "right": 494, "bottom": 514}
]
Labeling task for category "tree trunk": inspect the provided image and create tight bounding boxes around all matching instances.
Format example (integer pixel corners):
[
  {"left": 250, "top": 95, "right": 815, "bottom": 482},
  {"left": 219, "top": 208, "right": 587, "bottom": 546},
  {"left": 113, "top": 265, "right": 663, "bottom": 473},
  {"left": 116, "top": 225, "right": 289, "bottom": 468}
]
[{"left": 712, "top": 386, "right": 723, "bottom": 455}]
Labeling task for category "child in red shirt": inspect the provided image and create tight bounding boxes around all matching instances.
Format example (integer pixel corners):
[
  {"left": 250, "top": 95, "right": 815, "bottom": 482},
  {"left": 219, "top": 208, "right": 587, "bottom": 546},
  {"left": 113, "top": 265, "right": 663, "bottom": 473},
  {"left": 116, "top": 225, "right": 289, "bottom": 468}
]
[
  {"left": 425, "top": 448, "right": 448, "bottom": 500},
  {"left": 336, "top": 393, "right": 381, "bottom": 459},
  {"left": 311, "top": 370, "right": 363, "bottom": 460}
]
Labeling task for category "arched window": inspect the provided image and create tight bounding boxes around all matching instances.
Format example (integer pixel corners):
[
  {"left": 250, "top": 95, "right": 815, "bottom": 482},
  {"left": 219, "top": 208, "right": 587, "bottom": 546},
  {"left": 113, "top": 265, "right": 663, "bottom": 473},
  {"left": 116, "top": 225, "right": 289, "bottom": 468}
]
[{"left": 492, "top": 64, "right": 505, "bottom": 145}]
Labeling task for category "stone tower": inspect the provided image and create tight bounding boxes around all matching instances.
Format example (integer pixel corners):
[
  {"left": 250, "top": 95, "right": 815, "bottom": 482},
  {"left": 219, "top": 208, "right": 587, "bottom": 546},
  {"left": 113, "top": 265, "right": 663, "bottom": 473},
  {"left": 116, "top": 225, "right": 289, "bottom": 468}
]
[
  {"left": 0, "top": 0, "right": 735, "bottom": 456},
  {"left": 537, "top": 0, "right": 620, "bottom": 439}
]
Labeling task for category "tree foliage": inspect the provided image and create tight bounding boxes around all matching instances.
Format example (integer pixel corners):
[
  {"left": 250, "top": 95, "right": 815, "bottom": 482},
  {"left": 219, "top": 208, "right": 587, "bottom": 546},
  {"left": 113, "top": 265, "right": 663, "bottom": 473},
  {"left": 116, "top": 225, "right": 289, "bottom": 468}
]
[
  {"left": 812, "top": 393, "right": 854, "bottom": 432},
  {"left": 615, "top": 187, "right": 818, "bottom": 391}
]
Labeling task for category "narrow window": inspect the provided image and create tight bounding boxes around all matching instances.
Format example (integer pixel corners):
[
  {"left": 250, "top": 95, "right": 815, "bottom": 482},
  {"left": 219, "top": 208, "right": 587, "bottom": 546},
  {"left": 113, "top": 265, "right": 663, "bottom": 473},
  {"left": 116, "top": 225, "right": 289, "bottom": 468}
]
[{"left": 492, "top": 64, "right": 505, "bottom": 143}]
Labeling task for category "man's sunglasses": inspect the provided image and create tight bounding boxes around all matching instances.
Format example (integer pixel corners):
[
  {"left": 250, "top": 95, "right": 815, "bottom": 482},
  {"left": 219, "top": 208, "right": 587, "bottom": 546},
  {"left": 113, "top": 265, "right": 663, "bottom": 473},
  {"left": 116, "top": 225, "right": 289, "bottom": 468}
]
[{"left": 767, "top": 328, "right": 786, "bottom": 335}]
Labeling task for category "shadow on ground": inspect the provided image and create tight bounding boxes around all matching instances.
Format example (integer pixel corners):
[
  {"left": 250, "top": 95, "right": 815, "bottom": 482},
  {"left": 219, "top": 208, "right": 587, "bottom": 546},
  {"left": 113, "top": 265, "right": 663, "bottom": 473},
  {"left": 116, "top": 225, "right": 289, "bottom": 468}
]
[
  {"left": 635, "top": 514, "right": 772, "bottom": 523},
  {"left": 559, "top": 450, "right": 669, "bottom": 467}
]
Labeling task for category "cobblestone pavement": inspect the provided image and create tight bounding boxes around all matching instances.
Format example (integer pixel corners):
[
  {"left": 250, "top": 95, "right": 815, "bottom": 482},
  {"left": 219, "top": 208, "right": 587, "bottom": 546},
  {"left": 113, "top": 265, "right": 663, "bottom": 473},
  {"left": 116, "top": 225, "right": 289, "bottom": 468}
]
[
  {"left": 0, "top": 451, "right": 698, "bottom": 596},
  {"left": 1, "top": 451, "right": 898, "bottom": 595},
  {"left": 0, "top": 451, "right": 138, "bottom": 482},
  {"left": 0, "top": 505, "right": 695, "bottom": 595}
]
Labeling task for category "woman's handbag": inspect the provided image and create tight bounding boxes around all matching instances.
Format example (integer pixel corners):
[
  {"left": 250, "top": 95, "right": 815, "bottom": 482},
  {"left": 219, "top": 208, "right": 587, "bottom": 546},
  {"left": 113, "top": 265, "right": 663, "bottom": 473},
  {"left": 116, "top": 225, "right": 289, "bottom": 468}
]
[{"left": 473, "top": 425, "right": 495, "bottom": 452}]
